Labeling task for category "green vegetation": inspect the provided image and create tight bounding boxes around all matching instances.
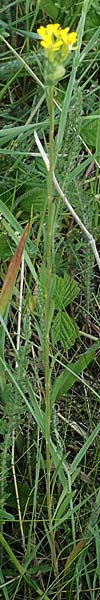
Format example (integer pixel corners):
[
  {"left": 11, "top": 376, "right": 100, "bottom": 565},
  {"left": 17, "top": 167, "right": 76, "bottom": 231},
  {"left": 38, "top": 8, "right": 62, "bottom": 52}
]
[{"left": 0, "top": 1, "right": 100, "bottom": 598}]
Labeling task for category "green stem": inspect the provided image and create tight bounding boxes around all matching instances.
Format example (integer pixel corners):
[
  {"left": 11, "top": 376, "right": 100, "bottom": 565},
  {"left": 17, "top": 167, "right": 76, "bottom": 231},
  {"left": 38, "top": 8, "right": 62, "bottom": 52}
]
[
  {"left": 45, "top": 86, "right": 59, "bottom": 583},
  {"left": 45, "top": 85, "right": 54, "bottom": 522}
]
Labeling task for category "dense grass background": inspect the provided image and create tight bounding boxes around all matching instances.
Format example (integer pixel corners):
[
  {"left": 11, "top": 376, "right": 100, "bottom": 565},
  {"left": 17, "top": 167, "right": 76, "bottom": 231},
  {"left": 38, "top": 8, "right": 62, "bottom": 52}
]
[{"left": 0, "top": 1, "right": 100, "bottom": 598}]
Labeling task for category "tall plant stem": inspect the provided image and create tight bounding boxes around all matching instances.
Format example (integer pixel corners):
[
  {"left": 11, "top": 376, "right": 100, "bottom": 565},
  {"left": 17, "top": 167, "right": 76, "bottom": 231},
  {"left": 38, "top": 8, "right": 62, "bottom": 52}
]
[
  {"left": 45, "top": 85, "right": 53, "bottom": 524},
  {"left": 45, "top": 86, "right": 58, "bottom": 581}
]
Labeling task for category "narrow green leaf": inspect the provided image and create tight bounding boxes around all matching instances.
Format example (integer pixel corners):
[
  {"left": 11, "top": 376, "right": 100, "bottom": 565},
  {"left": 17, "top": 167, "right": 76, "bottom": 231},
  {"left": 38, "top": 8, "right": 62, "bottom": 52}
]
[
  {"left": 0, "top": 532, "right": 22, "bottom": 575},
  {"left": 51, "top": 341, "right": 100, "bottom": 405},
  {"left": 70, "top": 422, "right": 100, "bottom": 475},
  {"left": 0, "top": 120, "right": 48, "bottom": 145},
  {"left": 26, "top": 379, "right": 45, "bottom": 435},
  {"left": 53, "top": 486, "right": 75, "bottom": 524},
  {"left": 0, "top": 567, "right": 10, "bottom": 600}
]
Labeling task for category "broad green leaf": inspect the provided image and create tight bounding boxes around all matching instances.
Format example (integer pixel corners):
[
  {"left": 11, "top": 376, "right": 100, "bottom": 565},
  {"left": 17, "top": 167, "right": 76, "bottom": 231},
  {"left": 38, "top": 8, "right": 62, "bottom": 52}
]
[
  {"left": 81, "top": 115, "right": 98, "bottom": 148},
  {"left": 20, "top": 185, "right": 47, "bottom": 214},
  {"left": 52, "top": 310, "right": 79, "bottom": 350},
  {"left": 51, "top": 341, "right": 100, "bottom": 405},
  {"left": 55, "top": 274, "right": 79, "bottom": 309},
  {"left": 40, "top": 0, "right": 58, "bottom": 19}
]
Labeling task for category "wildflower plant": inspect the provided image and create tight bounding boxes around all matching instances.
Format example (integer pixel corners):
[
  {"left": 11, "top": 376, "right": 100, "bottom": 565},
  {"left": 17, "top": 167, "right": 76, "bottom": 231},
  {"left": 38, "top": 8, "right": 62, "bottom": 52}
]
[
  {"left": 36, "top": 21, "right": 77, "bottom": 585},
  {"left": 0, "top": 2, "right": 100, "bottom": 598}
]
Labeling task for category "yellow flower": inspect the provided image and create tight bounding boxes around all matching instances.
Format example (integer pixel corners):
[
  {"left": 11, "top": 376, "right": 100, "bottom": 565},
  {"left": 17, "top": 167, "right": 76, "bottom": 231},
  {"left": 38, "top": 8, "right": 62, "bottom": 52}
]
[
  {"left": 37, "top": 23, "right": 60, "bottom": 41},
  {"left": 45, "top": 23, "right": 60, "bottom": 35},
  {"left": 37, "top": 23, "right": 61, "bottom": 52},
  {"left": 60, "top": 30, "right": 77, "bottom": 46},
  {"left": 37, "top": 23, "right": 77, "bottom": 82},
  {"left": 60, "top": 30, "right": 77, "bottom": 58},
  {"left": 41, "top": 38, "right": 62, "bottom": 51},
  {"left": 37, "top": 23, "right": 77, "bottom": 56}
]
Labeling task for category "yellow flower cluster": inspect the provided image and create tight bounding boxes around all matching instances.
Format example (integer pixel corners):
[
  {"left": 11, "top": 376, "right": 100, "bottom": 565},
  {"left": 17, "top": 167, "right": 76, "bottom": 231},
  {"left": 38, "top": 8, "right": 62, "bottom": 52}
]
[{"left": 37, "top": 23, "right": 77, "bottom": 62}]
